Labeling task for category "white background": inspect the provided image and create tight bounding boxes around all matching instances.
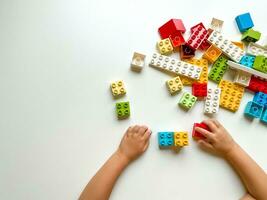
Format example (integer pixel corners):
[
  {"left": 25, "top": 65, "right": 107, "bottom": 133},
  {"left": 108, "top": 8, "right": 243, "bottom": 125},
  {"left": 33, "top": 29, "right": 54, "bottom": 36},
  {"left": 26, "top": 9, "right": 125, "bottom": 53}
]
[{"left": 1, "top": 0, "right": 267, "bottom": 199}]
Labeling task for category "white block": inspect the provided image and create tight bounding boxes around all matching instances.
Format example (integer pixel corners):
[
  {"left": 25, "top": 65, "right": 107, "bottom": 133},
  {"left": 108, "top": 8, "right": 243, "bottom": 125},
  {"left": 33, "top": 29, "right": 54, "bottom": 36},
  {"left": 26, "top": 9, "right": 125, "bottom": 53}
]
[
  {"left": 131, "top": 52, "right": 146, "bottom": 72},
  {"left": 233, "top": 71, "right": 251, "bottom": 87},
  {"left": 247, "top": 42, "right": 267, "bottom": 57},
  {"left": 204, "top": 88, "right": 221, "bottom": 114}
]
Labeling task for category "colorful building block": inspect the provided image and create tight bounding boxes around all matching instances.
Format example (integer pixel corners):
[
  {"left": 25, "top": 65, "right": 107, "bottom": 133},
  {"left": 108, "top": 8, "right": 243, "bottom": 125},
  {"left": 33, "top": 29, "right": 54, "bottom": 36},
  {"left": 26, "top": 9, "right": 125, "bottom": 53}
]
[
  {"left": 241, "top": 29, "right": 261, "bottom": 43},
  {"left": 239, "top": 55, "right": 255, "bottom": 68},
  {"left": 187, "top": 23, "right": 208, "bottom": 50},
  {"left": 244, "top": 101, "right": 264, "bottom": 118},
  {"left": 260, "top": 109, "right": 267, "bottom": 124},
  {"left": 232, "top": 41, "right": 245, "bottom": 50},
  {"left": 174, "top": 132, "right": 189, "bottom": 147},
  {"left": 210, "top": 18, "right": 224, "bottom": 33},
  {"left": 204, "top": 88, "right": 221, "bottom": 114},
  {"left": 253, "top": 55, "right": 267, "bottom": 73},
  {"left": 247, "top": 76, "right": 267, "bottom": 94},
  {"left": 158, "top": 19, "right": 186, "bottom": 39},
  {"left": 131, "top": 52, "right": 146, "bottom": 72},
  {"left": 200, "top": 28, "right": 213, "bottom": 50},
  {"left": 116, "top": 101, "right": 130, "bottom": 119},
  {"left": 233, "top": 71, "right": 252, "bottom": 87},
  {"left": 149, "top": 53, "right": 202, "bottom": 80},
  {"left": 110, "top": 80, "right": 126, "bottom": 98},
  {"left": 169, "top": 30, "right": 185, "bottom": 50},
  {"left": 208, "top": 56, "right": 228, "bottom": 83},
  {"left": 166, "top": 76, "right": 183, "bottom": 95},
  {"left": 253, "top": 92, "right": 267, "bottom": 107},
  {"left": 158, "top": 132, "right": 174, "bottom": 148},
  {"left": 247, "top": 42, "right": 267, "bottom": 57},
  {"left": 208, "top": 31, "right": 245, "bottom": 62},
  {"left": 178, "top": 92, "right": 197, "bottom": 110},
  {"left": 202, "top": 45, "right": 222, "bottom": 63},
  {"left": 180, "top": 44, "right": 195, "bottom": 59},
  {"left": 157, "top": 38, "right": 173, "bottom": 55},
  {"left": 219, "top": 80, "right": 245, "bottom": 112},
  {"left": 235, "top": 13, "right": 254, "bottom": 33},
  {"left": 192, "top": 123, "right": 210, "bottom": 140},
  {"left": 192, "top": 83, "right": 207, "bottom": 98}
]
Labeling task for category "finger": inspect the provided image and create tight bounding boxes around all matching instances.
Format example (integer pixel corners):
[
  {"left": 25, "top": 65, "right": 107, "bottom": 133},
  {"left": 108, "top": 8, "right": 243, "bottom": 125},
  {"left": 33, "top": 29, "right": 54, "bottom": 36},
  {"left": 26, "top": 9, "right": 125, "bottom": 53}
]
[
  {"left": 132, "top": 125, "right": 140, "bottom": 133},
  {"left": 198, "top": 140, "right": 214, "bottom": 152},
  {"left": 210, "top": 119, "right": 221, "bottom": 128},
  {"left": 137, "top": 125, "right": 148, "bottom": 136},
  {"left": 195, "top": 127, "right": 215, "bottom": 142},
  {"left": 142, "top": 129, "right": 152, "bottom": 141},
  {"left": 126, "top": 126, "right": 133, "bottom": 137},
  {"left": 203, "top": 119, "right": 218, "bottom": 132},
  {"left": 142, "top": 141, "right": 150, "bottom": 152}
]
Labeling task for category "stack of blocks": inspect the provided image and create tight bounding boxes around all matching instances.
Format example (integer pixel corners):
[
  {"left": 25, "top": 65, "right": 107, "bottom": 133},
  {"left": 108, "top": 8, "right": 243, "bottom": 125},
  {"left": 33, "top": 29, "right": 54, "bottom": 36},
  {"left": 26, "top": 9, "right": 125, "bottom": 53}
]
[{"left": 158, "top": 132, "right": 189, "bottom": 150}]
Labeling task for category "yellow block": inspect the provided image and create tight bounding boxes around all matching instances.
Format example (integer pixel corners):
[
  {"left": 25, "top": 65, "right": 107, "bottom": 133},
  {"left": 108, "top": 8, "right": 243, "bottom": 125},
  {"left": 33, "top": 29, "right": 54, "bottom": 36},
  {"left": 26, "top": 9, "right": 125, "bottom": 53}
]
[
  {"left": 166, "top": 76, "right": 183, "bottom": 95},
  {"left": 174, "top": 132, "right": 189, "bottom": 147},
  {"left": 157, "top": 38, "right": 173, "bottom": 55},
  {"left": 110, "top": 80, "right": 126, "bottom": 98}
]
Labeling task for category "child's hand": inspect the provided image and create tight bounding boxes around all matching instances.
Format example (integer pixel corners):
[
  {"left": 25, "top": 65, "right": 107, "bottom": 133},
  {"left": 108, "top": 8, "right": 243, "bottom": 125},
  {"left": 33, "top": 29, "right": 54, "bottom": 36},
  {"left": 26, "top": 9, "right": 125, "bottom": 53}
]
[
  {"left": 195, "top": 119, "right": 237, "bottom": 157},
  {"left": 116, "top": 125, "right": 152, "bottom": 164}
]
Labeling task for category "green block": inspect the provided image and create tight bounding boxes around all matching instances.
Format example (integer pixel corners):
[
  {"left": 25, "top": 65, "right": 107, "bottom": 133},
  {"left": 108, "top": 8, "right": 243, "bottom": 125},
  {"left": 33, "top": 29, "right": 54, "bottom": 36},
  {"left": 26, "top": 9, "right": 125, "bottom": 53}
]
[
  {"left": 208, "top": 56, "right": 228, "bottom": 83},
  {"left": 178, "top": 92, "right": 197, "bottom": 110},
  {"left": 253, "top": 55, "right": 267, "bottom": 73},
  {"left": 116, "top": 101, "right": 130, "bottom": 119},
  {"left": 241, "top": 29, "right": 261, "bottom": 43}
]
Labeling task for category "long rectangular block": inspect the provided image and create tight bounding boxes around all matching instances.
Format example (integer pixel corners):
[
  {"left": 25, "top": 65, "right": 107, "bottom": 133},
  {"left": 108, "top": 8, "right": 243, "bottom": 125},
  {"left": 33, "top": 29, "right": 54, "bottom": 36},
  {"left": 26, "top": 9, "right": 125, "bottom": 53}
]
[
  {"left": 208, "top": 56, "right": 228, "bottom": 83},
  {"left": 204, "top": 88, "right": 221, "bottom": 114}
]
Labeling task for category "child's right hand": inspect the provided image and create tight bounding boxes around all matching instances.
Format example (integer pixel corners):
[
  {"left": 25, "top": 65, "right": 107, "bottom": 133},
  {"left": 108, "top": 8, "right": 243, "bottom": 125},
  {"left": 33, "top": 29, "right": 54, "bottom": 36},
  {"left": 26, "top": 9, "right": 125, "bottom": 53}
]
[{"left": 195, "top": 119, "right": 237, "bottom": 157}]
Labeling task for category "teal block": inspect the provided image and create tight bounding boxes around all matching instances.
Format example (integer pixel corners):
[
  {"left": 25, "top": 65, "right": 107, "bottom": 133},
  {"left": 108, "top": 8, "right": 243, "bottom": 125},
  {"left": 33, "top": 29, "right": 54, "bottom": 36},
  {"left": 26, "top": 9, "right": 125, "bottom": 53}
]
[
  {"left": 116, "top": 101, "right": 130, "bottom": 119},
  {"left": 244, "top": 101, "right": 264, "bottom": 118},
  {"left": 178, "top": 92, "right": 197, "bottom": 110},
  {"left": 208, "top": 56, "right": 228, "bottom": 83},
  {"left": 260, "top": 109, "right": 267, "bottom": 124},
  {"left": 239, "top": 55, "right": 255, "bottom": 68},
  {"left": 158, "top": 132, "right": 174, "bottom": 148}
]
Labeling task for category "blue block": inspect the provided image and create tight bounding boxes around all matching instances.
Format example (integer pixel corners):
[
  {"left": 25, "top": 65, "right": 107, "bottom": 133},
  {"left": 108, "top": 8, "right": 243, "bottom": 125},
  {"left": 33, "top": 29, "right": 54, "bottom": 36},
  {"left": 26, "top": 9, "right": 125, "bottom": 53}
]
[
  {"left": 158, "top": 132, "right": 174, "bottom": 148},
  {"left": 260, "top": 109, "right": 267, "bottom": 124},
  {"left": 253, "top": 92, "right": 267, "bottom": 107},
  {"left": 244, "top": 101, "right": 264, "bottom": 118},
  {"left": 235, "top": 13, "right": 254, "bottom": 32},
  {"left": 239, "top": 55, "right": 255, "bottom": 68}
]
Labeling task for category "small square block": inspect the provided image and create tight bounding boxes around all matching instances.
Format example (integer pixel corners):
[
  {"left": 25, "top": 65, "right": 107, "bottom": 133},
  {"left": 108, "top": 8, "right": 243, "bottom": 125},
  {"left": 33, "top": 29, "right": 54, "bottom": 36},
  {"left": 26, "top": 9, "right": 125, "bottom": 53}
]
[
  {"left": 260, "top": 109, "right": 267, "bottom": 124},
  {"left": 158, "top": 132, "right": 174, "bottom": 148},
  {"left": 241, "top": 29, "right": 261, "bottom": 43},
  {"left": 116, "top": 101, "right": 130, "bottom": 119},
  {"left": 210, "top": 18, "right": 224, "bottom": 32},
  {"left": 233, "top": 71, "right": 251, "bottom": 87},
  {"left": 110, "top": 80, "right": 126, "bottom": 98},
  {"left": 204, "top": 88, "right": 221, "bottom": 114},
  {"left": 244, "top": 101, "right": 264, "bottom": 118},
  {"left": 239, "top": 55, "right": 255, "bottom": 68},
  {"left": 192, "top": 83, "right": 207, "bottom": 98},
  {"left": 178, "top": 92, "right": 197, "bottom": 110},
  {"left": 203, "top": 45, "right": 222, "bottom": 63},
  {"left": 157, "top": 38, "right": 173, "bottom": 55},
  {"left": 253, "top": 55, "right": 267, "bottom": 73},
  {"left": 192, "top": 123, "right": 210, "bottom": 140},
  {"left": 174, "top": 132, "right": 189, "bottom": 147},
  {"left": 253, "top": 92, "right": 267, "bottom": 107},
  {"left": 235, "top": 13, "right": 254, "bottom": 33},
  {"left": 166, "top": 76, "right": 183, "bottom": 95},
  {"left": 131, "top": 52, "right": 146, "bottom": 72},
  {"left": 169, "top": 31, "right": 185, "bottom": 49}
]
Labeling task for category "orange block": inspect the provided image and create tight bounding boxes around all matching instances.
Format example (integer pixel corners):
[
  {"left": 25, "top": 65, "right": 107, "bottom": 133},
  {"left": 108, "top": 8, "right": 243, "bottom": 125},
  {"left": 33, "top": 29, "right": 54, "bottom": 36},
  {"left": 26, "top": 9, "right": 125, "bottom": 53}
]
[
  {"left": 203, "top": 45, "right": 222, "bottom": 63},
  {"left": 232, "top": 41, "right": 245, "bottom": 50}
]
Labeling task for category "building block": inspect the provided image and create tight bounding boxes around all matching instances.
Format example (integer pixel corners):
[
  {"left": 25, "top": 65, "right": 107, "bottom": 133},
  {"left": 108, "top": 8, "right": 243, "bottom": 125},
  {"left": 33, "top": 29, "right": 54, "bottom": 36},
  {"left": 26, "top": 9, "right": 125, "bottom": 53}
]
[
  {"left": 253, "top": 55, "right": 267, "bottom": 73},
  {"left": 235, "top": 13, "right": 254, "bottom": 33},
  {"left": 166, "top": 76, "right": 183, "bottom": 95},
  {"left": 200, "top": 28, "right": 213, "bottom": 50},
  {"left": 169, "top": 30, "right": 185, "bottom": 50},
  {"left": 202, "top": 45, "right": 222, "bottom": 63},
  {"left": 178, "top": 92, "right": 197, "bottom": 110},
  {"left": 239, "top": 55, "right": 255, "bottom": 68},
  {"left": 253, "top": 92, "right": 267, "bottom": 107},
  {"left": 219, "top": 80, "right": 245, "bottom": 112},
  {"left": 158, "top": 19, "right": 186, "bottom": 39},
  {"left": 244, "top": 101, "right": 264, "bottom": 118},
  {"left": 149, "top": 53, "right": 202, "bottom": 80},
  {"left": 187, "top": 23, "right": 208, "bottom": 50},
  {"left": 180, "top": 44, "right": 195, "bottom": 59},
  {"left": 110, "top": 80, "right": 126, "bottom": 98},
  {"left": 232, "top": 41, "right": 245, "bottom": 50},
  {"left": 204, "top": 88, "right": 221, "bottom": 114},
  {"left": 241, "top": 29, "right": 261, "bottom": 43},
  {"left": 210, "top": 18, "right": 224, "bottom": 33},
  {"left": 247, "top": 42, "right": 267, "bottom": 57},
  {"left": 260, "top": 109, "right": 267, "bottom": 124},
  {"left": 192, "top": 83, "right": 207, "bottom": 98},
  {"left": 158, "top": 132, "right": 174, "bottom": 148},
  {"left": 157, "top": 38, "right": 173, "bottom": 55},
  {"left": 233, "top": 71, "right": 252, "bottom": 87},
  {"left": 131, "top": 52, "right": 146, "bottom": 72},
  {"left": 208, "top": 31, "right": 245, "bottom": 62},
  {"left": 192, "top": 123, "right": 210, "bottom": 140},
  {"left": 208, "top": 56, "right": 228, "bottom": 83},
  {"left": 116, "top": 101, "right": 130, "bottom": 119},
  {"left": 247, "top": 76, "right": 267, "bottom": 94},
  {"left": 174, "top": 132, "right": 189, "bottom": 147}
]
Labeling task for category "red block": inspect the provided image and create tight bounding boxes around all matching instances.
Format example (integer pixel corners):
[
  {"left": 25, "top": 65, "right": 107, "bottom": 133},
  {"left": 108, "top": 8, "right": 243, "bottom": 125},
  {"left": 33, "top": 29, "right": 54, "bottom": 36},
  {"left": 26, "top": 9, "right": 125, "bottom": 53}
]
[
  {"left": 192, "top": 83, "right": 207, "bottom": 98},
  {"left": 187, "top": 23, "right": 208, "bottom": 50},
  {"left": 190, "top": 22, "right": 205, "bottom": 33},
  {"left": 158, "top": 19, "right": 186, "bottom": 39},
  {"left": 169, "top": 30, "right": 185, "bottom": 50},
  {"left": 247, "top": 76, "right": 267, "bottom": 94},
  {"left": 200, "top": 28, "right": 213, "bottom": 50},
  {"left": 180, "top": 44, "right": 195, "bottom": 59},
  {"left": 192, "top": 122, "right": 210, "bottom": 140}
]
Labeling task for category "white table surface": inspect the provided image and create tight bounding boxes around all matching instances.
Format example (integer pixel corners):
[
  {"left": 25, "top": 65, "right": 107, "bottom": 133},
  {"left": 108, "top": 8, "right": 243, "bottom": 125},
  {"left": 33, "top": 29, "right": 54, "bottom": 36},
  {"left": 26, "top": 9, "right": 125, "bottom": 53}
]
[{"left": 1, "top": 0, "right": 267, "bottom": 199}]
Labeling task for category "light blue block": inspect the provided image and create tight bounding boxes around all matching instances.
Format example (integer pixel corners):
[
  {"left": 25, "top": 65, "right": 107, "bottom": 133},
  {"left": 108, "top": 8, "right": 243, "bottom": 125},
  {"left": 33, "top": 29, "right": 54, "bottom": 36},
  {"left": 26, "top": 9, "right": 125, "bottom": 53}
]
[
  {"left": 260, "top": 109, "right": 267, "bottom": 124},
  {"left": 235, "top": 13, "right": 254, "bottom": 33},
  {"left": 239, "top": 55, "right": 255, "bottom": 68},
  {"left": 253, "top": 92, "right": 267, "bottom": 107},
  {"left": 158, "top": 132, "right": 174, "bottom": 148},
  {"left": 244, "top": 101, "right": 264, "bottom": 118}
]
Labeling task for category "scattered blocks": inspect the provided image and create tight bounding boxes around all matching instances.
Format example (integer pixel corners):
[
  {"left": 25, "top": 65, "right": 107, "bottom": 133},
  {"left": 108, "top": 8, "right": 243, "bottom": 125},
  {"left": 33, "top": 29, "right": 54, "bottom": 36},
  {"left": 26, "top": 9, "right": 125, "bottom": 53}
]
[
  {"left": 169, "top": 30, "right": 185, "bottom": 50},
  {"left": 116, "top": 101, "right": 130, "bottom": 119},
  {"left": 219, "top": 80, "right": 245, "bottom": 112},
  {"left": 158, "top": 19, "right": 186, "bottom": 39},
  {"left": 178, "top": 92, "right": 197, "bottom": 110},
  {"left": 247, "top": 76, "right": 267, "bottom": 94},
  {"left": 260, "top": 109, "right": 267, "bottom": 124},
  {"left": 166, "top": 76, "right": 183, "bottom": 95},
  {"left": 131, "top": 52, "right": 146, "bottom": 72},
  {"left": 207, "top": 31, "right": 245, "bottom": 62},
  {"left": 239, "top": 55, "right": 255, "bottom": 68},
  {"left": 233, "top": 71, "right": 252, "bottom": 87},
  {"left": 247, "top": 42, "right": 267, "bottom": 57},
  {"left": 158, "top": 132, "right": 174, "bottom": 149},
  {"left": 253, "top": 55, "right": 267, "bottom": 73},
  {"left": 157, "top": 38, "right": 173, "bottom": 55},
  {"left": 180, "top": 44, "right": 195, "bottom": 59},
  {"left": 192, "top": 83, "right": 207, "bottom": 98},
  {"left": 187, "top": 23, "right": 208, "bottom": 50},
  {"left": 208, "top": 56, "right": 228, "bottom": 83},
  {"left": 192, "top": 122, "right": 210, "bottom": 140},
  {"left": 235, "top": 13, "right": 254, "bottom": 32},
  {"left": 244, "top": 101, "right": 264, "bottom": 118},
  {"left": 204, "top": 88, "right": 221, "bottom": 114},
  {"left": 241, "top": 29, "right": 261, "bottom": 43},
  {"left": 210, "top": 18, "right": 224, "bottom": 33},
  {"left": 203, "top": 45, "right": 222, "bottom": 63},
  {"left": 174, "top": 132, "right": 189, "bottom": 147},
  {"left": 253, "top": 92, "right": 267, "bottom": 107},
  {"left": 110, "top": 80, "right": 126, "bottom": 98}
]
